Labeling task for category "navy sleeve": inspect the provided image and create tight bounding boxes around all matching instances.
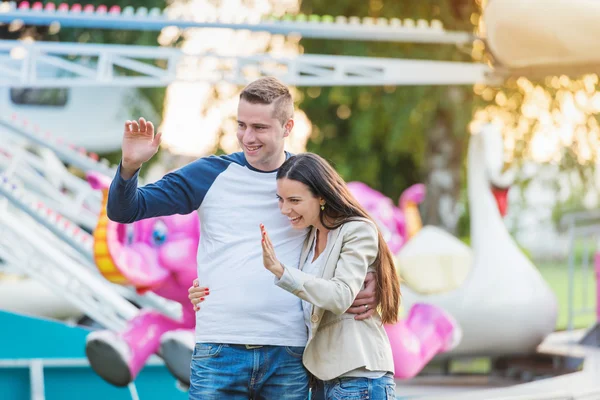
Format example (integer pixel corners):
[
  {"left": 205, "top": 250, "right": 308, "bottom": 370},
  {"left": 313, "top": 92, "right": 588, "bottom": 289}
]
[{"left": 107, "top": 155, "right": 231, "bottom": 223}]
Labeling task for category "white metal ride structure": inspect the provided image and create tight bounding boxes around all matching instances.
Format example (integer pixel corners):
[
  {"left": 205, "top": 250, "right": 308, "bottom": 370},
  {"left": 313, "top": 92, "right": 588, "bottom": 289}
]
[
  {"left": 0, "top": 123, "right": 103, "bottom": 231},
  {"left": 0, "top": 111, "right": 181, "bottom": 318},
  {"left": 0, "top": 174, "right": 138, "bottom": 330},
  {"left": 0, "top": 1, "right": 496, "bottom": 88}
]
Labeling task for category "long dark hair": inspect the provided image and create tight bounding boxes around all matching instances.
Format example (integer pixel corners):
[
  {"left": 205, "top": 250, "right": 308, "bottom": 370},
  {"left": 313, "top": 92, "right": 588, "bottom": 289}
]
[{"left": 277, "top": 153, "right": 401, "bottom": 324}]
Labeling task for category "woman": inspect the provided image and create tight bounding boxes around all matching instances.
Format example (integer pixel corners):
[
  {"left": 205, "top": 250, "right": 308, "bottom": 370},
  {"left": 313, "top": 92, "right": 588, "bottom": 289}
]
[{"left": 193, "top": 153, "right": 401, "bottom": 399}]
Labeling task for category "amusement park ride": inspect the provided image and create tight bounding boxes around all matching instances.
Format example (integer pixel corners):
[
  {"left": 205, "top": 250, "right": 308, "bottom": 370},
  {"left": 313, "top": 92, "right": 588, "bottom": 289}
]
[{"left": 0, "top": 1, "right": 600, "bottom": 399}]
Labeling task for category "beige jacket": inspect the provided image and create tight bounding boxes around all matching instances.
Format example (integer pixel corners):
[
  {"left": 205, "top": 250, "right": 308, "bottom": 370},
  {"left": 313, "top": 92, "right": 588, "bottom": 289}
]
[{"left": 276, "top": 218, "right": 394, "bottom": 381}]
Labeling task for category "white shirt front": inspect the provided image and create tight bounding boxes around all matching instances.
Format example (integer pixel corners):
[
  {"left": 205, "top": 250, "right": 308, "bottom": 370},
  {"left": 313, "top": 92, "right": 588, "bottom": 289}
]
[
  {"left": 301, "top": 233, "right": 327, "bottom": 339},
  {"left": 195, "top": 161, "right": 308, "bottom": 346}
]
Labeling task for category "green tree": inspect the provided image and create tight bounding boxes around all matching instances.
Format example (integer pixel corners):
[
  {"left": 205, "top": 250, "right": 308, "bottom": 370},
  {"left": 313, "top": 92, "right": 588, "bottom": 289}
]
[{"left": 298, "top": 0, "right": 479, "bottom": 234}]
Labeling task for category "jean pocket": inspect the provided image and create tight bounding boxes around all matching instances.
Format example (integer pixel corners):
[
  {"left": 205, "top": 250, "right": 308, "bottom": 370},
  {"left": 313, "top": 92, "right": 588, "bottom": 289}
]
[
  {"left": 385, "top": 385, "right": 396, "bottom": 400},
  {"left": 328, "top": 378, "right": 369, "bottom": 400},
  {"left": 284, "top": 346, "right": 305, "bottom": 358},
  {"left": 192, "top": 343, "right": 223, "bottom": 360}
]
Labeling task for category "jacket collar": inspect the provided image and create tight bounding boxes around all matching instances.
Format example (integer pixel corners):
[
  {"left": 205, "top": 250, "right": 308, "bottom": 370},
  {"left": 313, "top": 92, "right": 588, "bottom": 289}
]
[{"left": 299, "top": 225, "right": 342, "bottom": 271}]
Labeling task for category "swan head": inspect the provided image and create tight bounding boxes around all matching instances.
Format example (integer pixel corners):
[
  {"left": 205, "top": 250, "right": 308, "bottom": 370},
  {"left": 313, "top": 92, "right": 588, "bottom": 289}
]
[{"left": 478, "top": 123, "right": 516, "bottom": 217}]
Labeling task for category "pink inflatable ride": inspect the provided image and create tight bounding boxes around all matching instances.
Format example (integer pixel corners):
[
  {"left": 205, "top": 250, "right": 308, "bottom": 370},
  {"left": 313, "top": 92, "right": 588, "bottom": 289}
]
[{"left": 85, "top": 172, "right": 198, "bottom": 387}]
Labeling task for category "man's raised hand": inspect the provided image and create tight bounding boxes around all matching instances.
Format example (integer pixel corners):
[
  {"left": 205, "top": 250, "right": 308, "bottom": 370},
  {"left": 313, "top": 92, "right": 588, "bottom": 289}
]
[{"left": 121, "top": 117, "right": 162, "bottom": 177}]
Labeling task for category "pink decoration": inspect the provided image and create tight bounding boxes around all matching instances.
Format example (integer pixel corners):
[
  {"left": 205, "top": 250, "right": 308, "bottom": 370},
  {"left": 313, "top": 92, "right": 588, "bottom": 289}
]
[
  {"left": 85, "top": 172, "right": 200, "bottom": 386},
  {"left": 385, "top": 303, "right": 461, "bottom": 379},
  {"left": 347, "top": 182, "right": 425, "bottom": 254}
]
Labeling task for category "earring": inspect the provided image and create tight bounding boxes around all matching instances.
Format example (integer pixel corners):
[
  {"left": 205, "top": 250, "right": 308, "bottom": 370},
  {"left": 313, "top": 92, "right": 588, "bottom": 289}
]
[{"left": 320, "top": 204, "right": 325, "bottom": 211}]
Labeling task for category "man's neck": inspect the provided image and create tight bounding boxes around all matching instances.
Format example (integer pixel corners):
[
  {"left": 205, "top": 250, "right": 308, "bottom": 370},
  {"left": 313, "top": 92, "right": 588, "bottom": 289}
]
[{"left": 248, "top": 151, "right": 287, "bottom": 172}]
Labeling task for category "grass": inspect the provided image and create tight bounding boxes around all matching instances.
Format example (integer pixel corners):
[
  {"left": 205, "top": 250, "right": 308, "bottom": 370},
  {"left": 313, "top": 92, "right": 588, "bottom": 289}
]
[{"left": 536, "top": 260, "right": 597, "bottom": 331}]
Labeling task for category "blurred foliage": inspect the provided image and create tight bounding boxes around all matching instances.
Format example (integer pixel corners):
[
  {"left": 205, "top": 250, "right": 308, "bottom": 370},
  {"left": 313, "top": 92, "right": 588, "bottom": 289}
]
[
  {"left": 472, "top": 75, "right": 599, "bottom": 190},
  {"left": 551, "top": 186, "right": 591, "bottom": 232},
  {"left": 298, "top": 0, "right": 479, "bottom": 230}
]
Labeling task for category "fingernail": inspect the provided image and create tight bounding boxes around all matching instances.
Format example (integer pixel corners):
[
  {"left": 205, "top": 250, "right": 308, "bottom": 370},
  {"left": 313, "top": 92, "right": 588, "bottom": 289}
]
[{"left": 200, "top": 297, "right": 205, "bottom": 301}]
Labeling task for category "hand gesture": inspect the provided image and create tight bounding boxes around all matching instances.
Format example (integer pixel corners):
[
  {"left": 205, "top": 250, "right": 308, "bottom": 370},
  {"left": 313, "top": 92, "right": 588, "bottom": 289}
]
[
  {"left": 260, "top": 224, "right": 284, "bottom": 278},
  {"left": 188, "top": 278, "right": 210, "bottom": 312},
  {"left": 121, "top": 117, "right": 162, "bottom": 173}
]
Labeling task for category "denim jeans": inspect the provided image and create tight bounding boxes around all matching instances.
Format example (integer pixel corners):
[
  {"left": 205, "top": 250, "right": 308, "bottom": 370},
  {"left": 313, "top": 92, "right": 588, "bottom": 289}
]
[
  {"left": 189, "top": 343, "right": 309, "bottom": 399},
  {"left": 317, "top": 373, "right": 396, "bottom": 400}
]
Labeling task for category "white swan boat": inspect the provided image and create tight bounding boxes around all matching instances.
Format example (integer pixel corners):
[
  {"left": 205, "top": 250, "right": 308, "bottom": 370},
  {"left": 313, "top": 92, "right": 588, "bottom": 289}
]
[{"left": 397, "top": 124, "right": 558, "bottom": 357}]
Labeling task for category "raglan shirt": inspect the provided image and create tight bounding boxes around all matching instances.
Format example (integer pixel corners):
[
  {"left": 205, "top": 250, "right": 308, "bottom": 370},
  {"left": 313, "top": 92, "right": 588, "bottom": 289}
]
[{"left": 107, "top": 152, "right": 308, "bottom": 346}]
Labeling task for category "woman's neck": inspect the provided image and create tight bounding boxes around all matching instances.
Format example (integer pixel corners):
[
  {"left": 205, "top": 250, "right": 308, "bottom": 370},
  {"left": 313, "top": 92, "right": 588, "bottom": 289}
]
[
  {"left": 312, "top": 222, "right": 330, "bottom": 261},
  {"left": 314, "top": 215, "right": 334, "bottom": 235}
]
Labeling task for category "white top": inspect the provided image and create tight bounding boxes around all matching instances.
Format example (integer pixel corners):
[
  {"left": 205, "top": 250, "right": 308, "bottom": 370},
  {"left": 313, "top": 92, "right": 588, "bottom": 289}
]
[
  {"left": 195, "top": 159, "right": 308, "bottom": 346},
  {"left": 302, "top": 234, "right": 326, "bottom": 339},
  {"left": 302, "top": 231, "right": 386, "bottom": 379}
]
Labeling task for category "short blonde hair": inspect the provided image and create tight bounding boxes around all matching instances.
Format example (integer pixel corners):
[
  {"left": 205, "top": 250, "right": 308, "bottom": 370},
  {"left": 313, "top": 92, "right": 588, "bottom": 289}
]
[{"left": 240, "top": 77, "right": 293, "bottom": 125}]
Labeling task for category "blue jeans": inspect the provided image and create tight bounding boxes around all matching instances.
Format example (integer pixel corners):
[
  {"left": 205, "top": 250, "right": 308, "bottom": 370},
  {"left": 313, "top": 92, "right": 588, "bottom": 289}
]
[
  {"left": 189, "top": 343, "right": 309, "bottom": 399},
  {"left": 316, "top": 373, "right": 396, "bottom": 400}
]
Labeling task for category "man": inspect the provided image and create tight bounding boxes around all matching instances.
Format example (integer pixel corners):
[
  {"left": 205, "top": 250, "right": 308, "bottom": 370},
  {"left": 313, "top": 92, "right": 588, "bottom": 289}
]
[{"left": 107, "top": 77, "right": 378, "bottom": 399}]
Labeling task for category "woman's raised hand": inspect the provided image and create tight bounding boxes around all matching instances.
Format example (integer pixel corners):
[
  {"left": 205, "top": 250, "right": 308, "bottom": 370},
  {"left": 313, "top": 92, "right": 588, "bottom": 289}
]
[{"left": 260, "top": 224, "right": 284, "bottom": 278}]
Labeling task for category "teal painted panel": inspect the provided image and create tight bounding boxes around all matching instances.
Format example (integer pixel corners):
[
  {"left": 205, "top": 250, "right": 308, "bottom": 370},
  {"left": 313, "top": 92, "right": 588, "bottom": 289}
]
[
  {"left": 0, "top": 310, "right": 90, "bottom": 359},
  {"left": 0, "top": 369, "right": 30, "bottom": 400},
  {"left": 44, "top": 367, "right": 187, "bottom": 400},
  {"left": 0, "top": 311, "right": 188, "bottom": 399}
]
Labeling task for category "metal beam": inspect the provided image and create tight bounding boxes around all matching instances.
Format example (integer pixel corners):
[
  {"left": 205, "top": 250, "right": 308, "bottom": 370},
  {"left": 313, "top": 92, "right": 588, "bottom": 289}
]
[
  {"left": 0, "top": 1, "right": 474, "bottom": 45},
  {"left": 0, "top": 112, "right": 117, "bottom": 177},
  {"left": 0, "top": 40, "right": 494, "bottom": 87}
]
